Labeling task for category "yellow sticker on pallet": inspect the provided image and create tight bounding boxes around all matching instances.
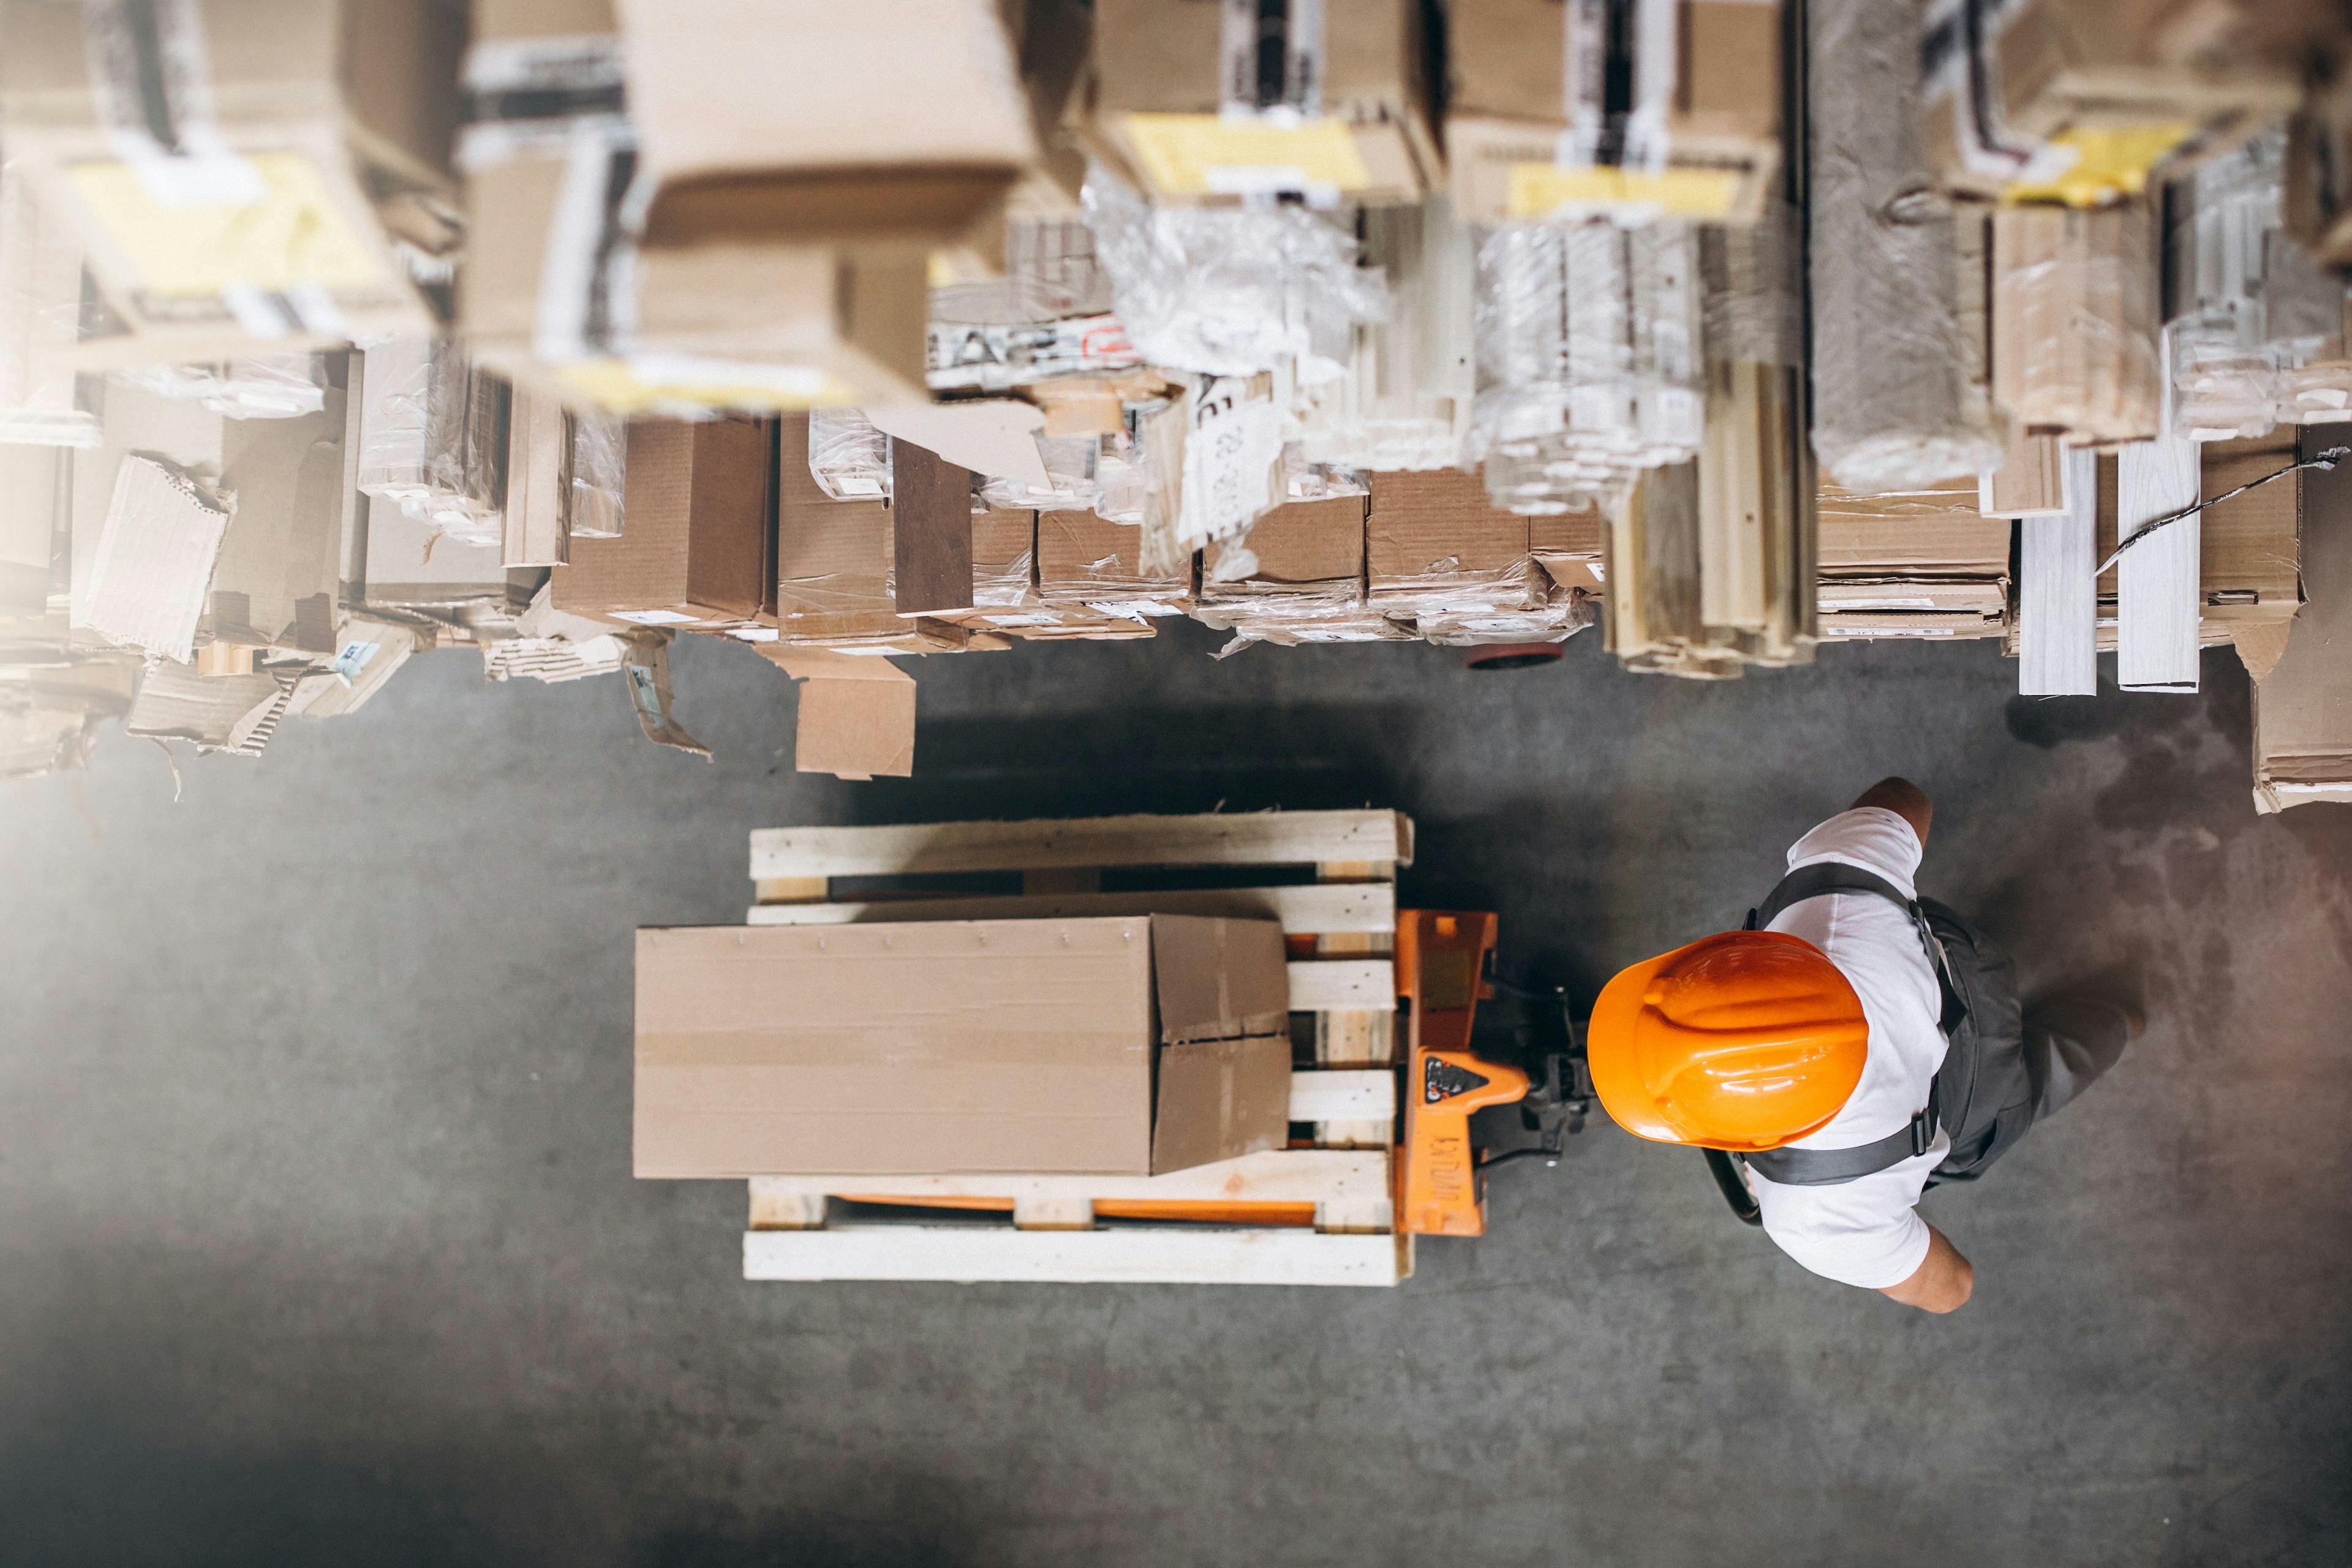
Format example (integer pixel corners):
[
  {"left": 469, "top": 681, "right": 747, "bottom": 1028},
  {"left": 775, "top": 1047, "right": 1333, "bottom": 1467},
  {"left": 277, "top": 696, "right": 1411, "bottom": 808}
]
[
  {"left": 1506, "top": 163, "right": 1743, "bottom": 221},
  {"left": 557, "top": 356, "right": 864, "bottom": 415},
  {"left": 66, "top": 152, "right": 387, "bottom": 296},
  {"left": 2003, "top": 124, "right": 2195, "bottom": 207},
  {"left": 1122, "top": 113, "right": 1371, "bottom": 198}
]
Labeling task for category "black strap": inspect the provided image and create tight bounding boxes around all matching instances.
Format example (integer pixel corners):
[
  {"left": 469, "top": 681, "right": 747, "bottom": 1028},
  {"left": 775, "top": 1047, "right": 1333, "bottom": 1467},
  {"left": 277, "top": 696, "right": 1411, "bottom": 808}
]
[
  {"left": 1735, "top": 860, "right": 1964, "bottom": 1186},
  {"left": 1745, "top": 1079, "right": 1940, "bottom": 1186}
]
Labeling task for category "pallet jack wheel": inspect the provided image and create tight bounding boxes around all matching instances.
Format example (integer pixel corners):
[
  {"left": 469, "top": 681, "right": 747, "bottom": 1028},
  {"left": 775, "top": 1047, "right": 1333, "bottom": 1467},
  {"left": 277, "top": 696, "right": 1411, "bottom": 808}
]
[{"left": 1462, "top": 643, "right": 1564, "bottom": 672}]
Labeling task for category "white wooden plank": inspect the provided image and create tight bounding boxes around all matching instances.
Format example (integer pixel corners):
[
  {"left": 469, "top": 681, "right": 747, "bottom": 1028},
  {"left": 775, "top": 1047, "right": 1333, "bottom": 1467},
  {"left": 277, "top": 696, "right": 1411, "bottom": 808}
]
[
  {"left": 1287, "top": 959, "right": 1395, "bottom": 1011},
  {"left": 1287, "top": 1069, "right": 1396, "bottom": 1123},
  {"left": 2018, "top": 447, "right": 2099, "bottom": 696},
  {"left": 2116, "top": 433, "right": 2202, "bottom": 693},
  {"left": 747, "top": 1148, "right": 1389, "bottom": 1208},
  {"left": 742, "top": 1227, "right": 1404, "bottom": 1286},
  {"left": 749, "top": 810, "right": 1412, "bottom": 881},
  {"left": 745, "top": 880, "right": 1395, "bottom": 936}
]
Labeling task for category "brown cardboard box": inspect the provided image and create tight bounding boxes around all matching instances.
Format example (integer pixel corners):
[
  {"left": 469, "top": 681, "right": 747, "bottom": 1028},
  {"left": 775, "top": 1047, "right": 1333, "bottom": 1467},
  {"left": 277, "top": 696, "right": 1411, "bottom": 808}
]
[
  {"left": 2252, "top": 424, "right": 2352, "bottom": 810},
  {"left": 1036, "top": 508, "right": 1193, "bottom": 617},
  {"left": 552, "top": 418, "right": 775, "bottom": 627},
  {"left": 1446, "top": 0, "right": 1783, "bottom": 225},
  {"left": 2086, "top": 436, "right": 2301, "bottom": 620},
  {"left": 1992, "top": 202, "right": 2161, "bottom": 445},
  {"left": 0, "top": 0, "right": 462, "bottom": 365},
  {"left": 1920, "top": 0, "right": 2302, "bottom": 203},
  {"left": 1366, "top": 469, "right": 1542, "bottom": 615},
  {"left": 1077, "top": 0, "right": 1437, "bottom": 207},
  {"left": 633, "top": 914, "right": 1294, "bottom": 1177},
  {"left": 1201, "top": 496, "right": 1366, "bottom": 600}
]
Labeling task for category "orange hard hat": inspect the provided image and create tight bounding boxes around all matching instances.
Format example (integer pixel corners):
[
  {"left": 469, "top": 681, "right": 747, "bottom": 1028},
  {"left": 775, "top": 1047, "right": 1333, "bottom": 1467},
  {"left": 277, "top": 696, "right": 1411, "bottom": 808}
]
[{"left": 1588, "top": 931, "right": 1869, "bottom": 1152}]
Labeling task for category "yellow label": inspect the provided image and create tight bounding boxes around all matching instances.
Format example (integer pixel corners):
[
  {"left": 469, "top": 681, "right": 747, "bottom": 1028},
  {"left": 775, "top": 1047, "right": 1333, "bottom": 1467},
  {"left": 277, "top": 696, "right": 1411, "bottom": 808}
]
[
  {"left": 1506, "top": 163, "right": 1743, "bottom": 221},
  {"left": 1123, "top": 113, "right": 1370, "bottom": 197},
  {"left": 2003, "top": 124, "right": 2195, "bottom": 207},
  {"left": 557, "top": 357, "right": 862, "bottom": 415},
  {"left": 67, "top": 152, "right": 387, "bottom": 297}
]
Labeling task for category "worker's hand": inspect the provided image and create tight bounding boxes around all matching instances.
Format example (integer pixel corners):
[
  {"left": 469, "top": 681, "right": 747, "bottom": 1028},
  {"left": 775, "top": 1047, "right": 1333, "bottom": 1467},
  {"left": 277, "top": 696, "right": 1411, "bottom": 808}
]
[
  {"left": 1882, "top": 1223, "right": 1973, "bottom": 1313},
  {"left": 1850, "top": 776, "right": 1933, "bottom": 850}
]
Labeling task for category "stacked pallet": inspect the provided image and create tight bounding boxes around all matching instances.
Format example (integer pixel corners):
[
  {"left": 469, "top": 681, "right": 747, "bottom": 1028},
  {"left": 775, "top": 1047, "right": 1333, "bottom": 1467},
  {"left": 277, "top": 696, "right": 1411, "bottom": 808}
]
[{"left": 733, "top": 810, "right": 1417, "bottom": 1289}]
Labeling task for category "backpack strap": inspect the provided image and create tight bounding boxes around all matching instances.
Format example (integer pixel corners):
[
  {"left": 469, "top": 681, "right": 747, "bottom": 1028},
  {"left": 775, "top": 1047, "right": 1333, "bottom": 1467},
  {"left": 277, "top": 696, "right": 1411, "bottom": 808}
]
[
  {"left": 1748, "top": 861, "right": 1967, "bottom": 1035},
  {"left": 1745, "top": 1079, "right": 1940, "bottom": 1186},
  {"left": 1736, "top": 859, "right": 1964, "bottom": 1187}
]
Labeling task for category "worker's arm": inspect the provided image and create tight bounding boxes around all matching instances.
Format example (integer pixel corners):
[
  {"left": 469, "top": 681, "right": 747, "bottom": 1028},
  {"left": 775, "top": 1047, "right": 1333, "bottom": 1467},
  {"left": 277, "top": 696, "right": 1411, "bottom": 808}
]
[
  {"left": 1881, "top": 1224, "right": 1973, "bottom": 1313},
  {"left": 1850, "top": 776, "right": 1932, "bottom": 850}
]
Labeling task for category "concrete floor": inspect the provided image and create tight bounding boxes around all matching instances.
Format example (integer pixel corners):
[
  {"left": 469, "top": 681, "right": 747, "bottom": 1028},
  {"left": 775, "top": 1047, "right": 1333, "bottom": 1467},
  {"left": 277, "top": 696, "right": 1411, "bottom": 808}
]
[{"left": 2, "top": 617, "right": 2348, "bottom": 1567}]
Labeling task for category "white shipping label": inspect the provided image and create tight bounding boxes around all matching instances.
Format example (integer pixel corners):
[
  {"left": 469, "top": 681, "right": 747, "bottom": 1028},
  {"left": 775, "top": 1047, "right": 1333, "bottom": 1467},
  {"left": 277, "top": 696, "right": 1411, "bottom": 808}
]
[
  {"left": 611, "top": 608, "right": 697, "bottom": 625},
  {"left": 1179, "top": 378, "right": 1281, "bottom": 551}
]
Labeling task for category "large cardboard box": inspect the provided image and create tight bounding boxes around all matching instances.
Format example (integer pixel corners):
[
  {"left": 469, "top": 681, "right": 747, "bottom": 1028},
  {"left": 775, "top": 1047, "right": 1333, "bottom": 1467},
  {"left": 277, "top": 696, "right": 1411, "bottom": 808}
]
[
  {"left": 634, "top": 914, "right": 1294, "bottom": 1178},
  {"left": 1992, "top": 202, "right": 2161, "bottom": 445},
  {"left": 551, "top": 417, "right": 775, "bottom": 627},
  {"left": 1076, "top": 0, "right": 1437, "bottom": 207},
  {"left": 2252, "top": 424, "right": 2352, "bottom": 810},
  {"left": 1920, "top": 0, "right": 2304, "bottom": 204},
  {"left": 0, "top": 0, "right": 463, "bottom": 366},
  {"left": 461, "top": 0, "right": 1023, "bottom": 412},
  {"left": 1036, "top": 509, "right": 1193, "bottom": 618},
  {"left": 1202, "top": 495, "right": 1366, "bottom": 601},
  {"left": 1366, "top": 469, "right": 1544, "bottom": 615},
  {"left": 1445, "top": 0, "right": 1783, "bottom": 225}
]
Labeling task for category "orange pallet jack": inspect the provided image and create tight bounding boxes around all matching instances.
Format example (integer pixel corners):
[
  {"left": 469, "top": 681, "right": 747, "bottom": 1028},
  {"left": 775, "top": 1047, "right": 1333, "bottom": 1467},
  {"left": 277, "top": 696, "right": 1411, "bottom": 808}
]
[{"left": 1396, "top": 908, "right": 1594, "bottom": 1238}]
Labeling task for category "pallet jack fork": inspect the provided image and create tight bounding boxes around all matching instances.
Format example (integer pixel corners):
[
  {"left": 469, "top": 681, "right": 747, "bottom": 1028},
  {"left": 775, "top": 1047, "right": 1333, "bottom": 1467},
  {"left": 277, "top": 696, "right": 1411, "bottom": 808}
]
[{"left": 1395, "top": 908, "right": 1594, "bottom": 1237}]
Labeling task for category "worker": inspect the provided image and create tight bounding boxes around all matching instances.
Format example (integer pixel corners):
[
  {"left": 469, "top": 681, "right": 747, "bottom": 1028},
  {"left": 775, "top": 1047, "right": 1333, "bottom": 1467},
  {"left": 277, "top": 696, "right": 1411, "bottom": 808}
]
[{"left": 1586, "top": 778, "right": 2139, "bottom": 1313}]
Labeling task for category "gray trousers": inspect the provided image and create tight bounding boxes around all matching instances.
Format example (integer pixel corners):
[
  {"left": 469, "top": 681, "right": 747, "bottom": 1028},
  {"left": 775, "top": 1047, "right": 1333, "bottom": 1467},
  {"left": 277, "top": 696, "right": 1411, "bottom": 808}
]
[{"left": 2021, "top": 997, "right": 2133, "bottom": 1126}]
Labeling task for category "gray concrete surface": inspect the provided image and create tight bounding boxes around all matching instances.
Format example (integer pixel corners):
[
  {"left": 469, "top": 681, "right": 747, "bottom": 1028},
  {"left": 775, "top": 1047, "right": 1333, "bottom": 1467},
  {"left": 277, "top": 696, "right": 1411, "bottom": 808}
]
[{"left": 2, "top": 620, "right": 2347, "bottom": 1568}]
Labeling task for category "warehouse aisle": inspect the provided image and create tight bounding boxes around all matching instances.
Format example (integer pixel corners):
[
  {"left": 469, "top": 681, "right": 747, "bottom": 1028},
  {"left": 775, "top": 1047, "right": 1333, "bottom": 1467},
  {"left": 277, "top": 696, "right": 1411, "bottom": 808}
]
[{"left": 1, "top": 627, "right": 2347, "bottom": 1568}]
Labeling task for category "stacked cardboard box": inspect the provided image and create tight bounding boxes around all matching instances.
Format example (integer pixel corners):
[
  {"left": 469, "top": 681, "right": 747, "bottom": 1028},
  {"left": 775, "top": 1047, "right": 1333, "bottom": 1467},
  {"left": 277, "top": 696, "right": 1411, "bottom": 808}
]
[{"left": 1817, "top": 479, "right": 2013, "bottom": 641}]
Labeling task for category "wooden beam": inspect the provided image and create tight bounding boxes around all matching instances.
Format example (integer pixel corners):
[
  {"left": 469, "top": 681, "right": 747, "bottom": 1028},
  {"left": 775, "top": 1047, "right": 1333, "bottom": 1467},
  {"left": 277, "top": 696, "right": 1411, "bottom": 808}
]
[
  {"left": 750, "top": 810, "right": 1413, "bottom": 880},
  {"left": 2018, "top": 447, "right": 2099, "bottom": 696},
  {"left": 2116, "top": 433, "right": 2201, "bottom": 693},
  {"left": 1288, "top": 959, "right": 1395, "bottom": 1011},
  {"left": 745, "top": 1149, "right": 1389, "bottom": 1209},
  {"left": 1287, "top": 1069, "right": 1396, "bottom": 1123},
  {"left": 1314, "top": 1010, "right": 1397, "bottom": 1067},
  {"left": 742, "top": 1227, "right": 1406, "bottom": 1286},
  {"left": 890, "top": 440, "right": 975, "bottom": 616},
  {"left": 744, "top": 881, "right": 1398, "bottom": 936},
  {"left": 1980, "top": 429, "right": 2068, "bottom": 517}
]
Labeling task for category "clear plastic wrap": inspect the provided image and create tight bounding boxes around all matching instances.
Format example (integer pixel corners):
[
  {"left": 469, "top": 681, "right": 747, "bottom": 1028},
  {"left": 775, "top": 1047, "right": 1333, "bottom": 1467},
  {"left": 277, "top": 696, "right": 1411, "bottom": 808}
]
[
  {"left": 807, "top": 407, "right": 891, "bottom": 500},
  {"left": 1805, "top": 0, "right": 2002, "bottom": 490},
  {"left": 1082, "top": 164, "right": 1387, "bottom": 380},
  {"left": 979, "top": 433, "right": 1101, "bottom": 512},
  {"left": 358, "top": 336, "right": 503, "bottom": 543},
  {"left": 1468, "top": 219, "right": 1704, "bottom": 516},
  {"left": 0, "top": 163, "right": 101, "bottom": 448},
  {"left": 1290, "top": 196, "right": 1477, "bottom": 472},
  {"left": 110, "top": 353, "right": 330, "bottom": 420},
  {"left": 1415, "top": 597, "right": 1595, "bottom": 646},
  {"left": 565, "top": 407, "right": 627, "bottom": 538}
]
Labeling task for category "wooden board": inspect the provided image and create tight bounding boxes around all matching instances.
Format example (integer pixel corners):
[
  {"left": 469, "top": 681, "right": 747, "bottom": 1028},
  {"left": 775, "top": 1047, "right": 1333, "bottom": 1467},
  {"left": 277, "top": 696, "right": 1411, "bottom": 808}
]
[
  {"left": 2115, "top": 434, "right": 2201, "bottom": 693},
  {"left": 890, "top": 442, "right": 976, "bottom": 616},
  {"left": 747, "top": 1148, "right": 1390, "bottom": 1216},
  {"left": 1287, "top": 959, "right": 1395, "bottom": 1011},
  {"left": 742, "top": 1227, "right": 1409, "bottom": 1286},
  {"left": 2018, "top": 447, "right": 2099, "bottom": 696},
  {"left": 1285, "top": 1069, "right": 1395, "bottom": 1123},
  {"left": 747, "top": 880, "right": 1397, "bottom": 935},
  {"left": 750, "top": 810, "right": 1413, "bottom": 881}
]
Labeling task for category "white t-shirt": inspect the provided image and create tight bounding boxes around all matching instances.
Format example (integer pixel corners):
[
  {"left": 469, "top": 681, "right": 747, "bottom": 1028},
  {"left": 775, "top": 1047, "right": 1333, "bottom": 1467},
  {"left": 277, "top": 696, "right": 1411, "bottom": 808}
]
[{"left": 1749, "top": 807, "right": 1949, "bottom": 1289}]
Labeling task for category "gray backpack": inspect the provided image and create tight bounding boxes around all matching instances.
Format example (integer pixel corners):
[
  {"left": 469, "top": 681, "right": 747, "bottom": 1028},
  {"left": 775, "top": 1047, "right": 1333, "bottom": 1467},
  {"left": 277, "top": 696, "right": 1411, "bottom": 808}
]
[{"left": 1738, "top": 862, "right": 2031, "bottom": 1188}]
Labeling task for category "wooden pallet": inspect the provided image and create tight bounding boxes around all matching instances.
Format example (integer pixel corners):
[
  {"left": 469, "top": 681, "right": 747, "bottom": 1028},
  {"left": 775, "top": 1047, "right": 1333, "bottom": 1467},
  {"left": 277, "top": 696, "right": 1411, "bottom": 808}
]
[{"left": 739, "top": 810, "right": 1415, "bottom": 1287}]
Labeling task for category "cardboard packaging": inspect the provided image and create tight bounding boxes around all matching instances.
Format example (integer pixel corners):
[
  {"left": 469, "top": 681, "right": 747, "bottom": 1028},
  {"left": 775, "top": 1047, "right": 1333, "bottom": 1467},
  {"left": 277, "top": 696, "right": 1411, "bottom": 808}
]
[
  {"left": 2086, "top": 432, "right": 2303, "bottom": 627},
  {"left": 1201, "top": 496, "right": 1366, "bottom": 603},
  {"left": 1366, "top": 468, "right": 1545, "bottom": 618},
  {"left": 1076, "top": 0, "right": 1438, "bottom": 208},
  {"left": 0, "top": 0, "right": 464, "bottom": 366},
  {"left": 551, "top": 417, "right": 775, "bottom": 628},
  {"left": 0, "top": 442, "right": 69, "bottom": 615},
  {"left": 757, "top": 644, "right": 917, "bottom": 780},
  {"left": 462, "top": 0, "right": 1028, "bottom": 413},
  {"left": 633, "top": 914, "right": 1294, "bottom": 1178},
  {"left": 2252, "top": 424, "right": 2352, "bottom": 810},
  {"left": 1992, "top": 202, "right": 2161, "bottom": 445},
  {"left": 1036, "top": 509, "right": 1193, "bottom": 619},
  {"left": 1920, "top": 0, "right": 2305, "bottom": 206},
  {"left": 1445, "top": 0, "right": 1784, "bottom": 226}
]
